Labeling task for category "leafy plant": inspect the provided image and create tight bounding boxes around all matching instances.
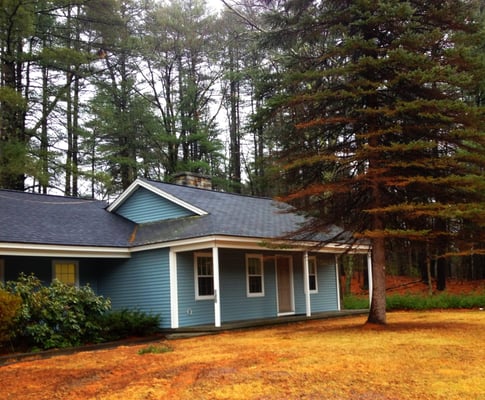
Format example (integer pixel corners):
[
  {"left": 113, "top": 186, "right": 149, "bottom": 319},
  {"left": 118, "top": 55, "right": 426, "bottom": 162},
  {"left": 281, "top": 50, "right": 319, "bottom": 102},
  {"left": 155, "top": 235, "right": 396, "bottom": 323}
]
[
  {"left": 0, "top": 288, "right": 22, "bottom": 343},
  {"left": 99, "top": 309, "right": 160, "bottom": 341},
  {"left": 6, "top": 273, "right": 111, "bottom": 350}
]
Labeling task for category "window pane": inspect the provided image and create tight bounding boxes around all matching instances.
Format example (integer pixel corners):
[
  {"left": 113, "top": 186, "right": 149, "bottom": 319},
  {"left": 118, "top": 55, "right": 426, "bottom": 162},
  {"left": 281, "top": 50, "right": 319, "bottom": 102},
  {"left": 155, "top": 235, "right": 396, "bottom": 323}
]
[
  {"left": 198, "top": 257, "right": 213, "bottom": 276},
  {"left": 196, "top": 255, "right": 214, "bottom": 297},
  {"left": 309, "top": 275, "right": 317, "bottom": 291},
  {"left": 248, "top": 259, "right": 261, "bottom": 275},
  {"left": 308, "top": 259, "right": 316, "bottom": 274},
  {"left": 249, "top": 276, "right": 262, "bottom": 293},
  {"left": 198, "top": 277, "right": 214, "bottom": 296},
  {"left": 308, "top": 258, "right": 317, "bottom": 292},
  {"left": 54, "top": 262, "right": 76, "bottom": 285},
  {"left": 247, "top": 256, "right": 263, "bottom": 295}
]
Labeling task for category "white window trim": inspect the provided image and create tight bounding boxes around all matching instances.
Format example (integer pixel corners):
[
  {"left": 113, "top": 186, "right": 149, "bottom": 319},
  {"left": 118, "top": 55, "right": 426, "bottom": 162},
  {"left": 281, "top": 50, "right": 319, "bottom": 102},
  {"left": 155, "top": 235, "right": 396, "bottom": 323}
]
[
  {"left": 194, "top": 252, "right": 214, "bottom": 300},
  {"left": 308, "top": 256, "right": 318, "bottom": 293},
  {"left": 52, "top": 259, "right": 79, "bottom": 286},
  {"left": 0, "top": 259, "right": 4, "bottom": 284},
  {"left": 246, "top": 254, "right": 264, "bottom": 297}
]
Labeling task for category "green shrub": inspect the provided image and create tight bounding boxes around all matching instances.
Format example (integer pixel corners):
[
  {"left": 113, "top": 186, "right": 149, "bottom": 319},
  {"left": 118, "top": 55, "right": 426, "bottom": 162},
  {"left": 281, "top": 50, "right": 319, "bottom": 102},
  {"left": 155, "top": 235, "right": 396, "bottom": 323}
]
[
  {"left": 99, "top": 309, "right": 160, "bottom": 341},
  {"left": 386, "top": 292, "right": 485, "bottom": 311},
  {"left": 343, "top": 291, "right": 485, "bottom": 311},
  {"left": 0, "top": 288, "right": 22, "bottom": 343},
  {"left": 6, "top": 273, "right": 111, "bottom": 350},
  {"left": 343, "top": 295, "right": 369, "bottom": 310}
]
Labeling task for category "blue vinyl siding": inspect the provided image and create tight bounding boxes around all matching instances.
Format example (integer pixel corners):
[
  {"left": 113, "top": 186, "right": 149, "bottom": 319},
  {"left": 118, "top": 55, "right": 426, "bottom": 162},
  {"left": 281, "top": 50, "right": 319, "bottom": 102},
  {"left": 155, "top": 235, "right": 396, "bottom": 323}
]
[
  {"left": 219, "top": 250, "right": 277, "bottom": 323},
  {"left": 115, "top": 187, "right": 194, "bottom": 223},
  {"left": 177, "top": 251, "right": 215, "bottom": 327},
  {"left": 97, "top": 249, "right": 171, "bottom": 328},
  {"left": 1, "top": 256, "right": 115, "bottom": 292},
  {"left": 177, "top": 250, "right": 279, "bottom": 327},
  {"left": 311, "top": 255, "right": 339, "bottom": 311}
]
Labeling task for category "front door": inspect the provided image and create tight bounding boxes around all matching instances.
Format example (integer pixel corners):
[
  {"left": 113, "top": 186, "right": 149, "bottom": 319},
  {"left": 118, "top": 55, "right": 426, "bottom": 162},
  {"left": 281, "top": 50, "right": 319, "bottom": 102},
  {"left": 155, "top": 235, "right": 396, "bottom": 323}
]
[{"left": 276, "top": 256, "right": 294, "bottom": 314}]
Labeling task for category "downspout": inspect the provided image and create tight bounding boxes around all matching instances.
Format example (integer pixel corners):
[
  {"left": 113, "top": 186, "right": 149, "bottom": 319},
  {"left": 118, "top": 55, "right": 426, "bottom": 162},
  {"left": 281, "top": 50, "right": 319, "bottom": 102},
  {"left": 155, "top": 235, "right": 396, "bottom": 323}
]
[
  {"left": 303, "top": 251, "right": 311, "bottom": 316},
  {"left": 212, "top": 245, "right": 221, "bottom": 327}
]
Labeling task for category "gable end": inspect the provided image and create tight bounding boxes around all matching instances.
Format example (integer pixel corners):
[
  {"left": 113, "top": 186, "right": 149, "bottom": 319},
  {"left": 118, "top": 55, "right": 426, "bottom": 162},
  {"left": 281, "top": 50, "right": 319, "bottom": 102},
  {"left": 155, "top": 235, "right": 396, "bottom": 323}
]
[{"left": 113, "top": 187, "right": 195, "bottom": 223}]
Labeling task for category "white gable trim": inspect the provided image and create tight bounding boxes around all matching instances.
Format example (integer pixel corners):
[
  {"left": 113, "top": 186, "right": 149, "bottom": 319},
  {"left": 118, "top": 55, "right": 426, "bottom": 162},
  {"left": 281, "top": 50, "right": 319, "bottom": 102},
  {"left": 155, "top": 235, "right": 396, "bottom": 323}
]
[{"left": 107, "top": 178, "right": 208, "bottom": 216}]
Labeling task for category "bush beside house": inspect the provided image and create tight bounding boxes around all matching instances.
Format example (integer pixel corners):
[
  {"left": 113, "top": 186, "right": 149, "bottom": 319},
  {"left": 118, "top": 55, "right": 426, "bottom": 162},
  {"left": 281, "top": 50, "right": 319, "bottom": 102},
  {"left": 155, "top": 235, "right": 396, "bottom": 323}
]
[{"left": 1, "top": 274, "right": 160, "bottom": 353}]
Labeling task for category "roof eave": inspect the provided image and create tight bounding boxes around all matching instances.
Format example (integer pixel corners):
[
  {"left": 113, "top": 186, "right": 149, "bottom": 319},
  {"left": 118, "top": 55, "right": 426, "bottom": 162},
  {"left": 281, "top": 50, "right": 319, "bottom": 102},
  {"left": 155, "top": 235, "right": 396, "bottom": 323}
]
[
  {"left": 0, "top": 242, "right": 131, "bottom": 258},
  {"left": 130, "top": 235, "right": 371, "bottom": 254}
]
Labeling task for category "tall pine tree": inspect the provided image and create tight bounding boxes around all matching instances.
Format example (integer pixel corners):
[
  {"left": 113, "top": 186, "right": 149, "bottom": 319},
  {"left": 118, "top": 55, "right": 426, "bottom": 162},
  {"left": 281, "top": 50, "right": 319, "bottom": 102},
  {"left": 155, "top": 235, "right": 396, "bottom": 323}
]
[{"left": 260, "top": 0, "right": 485, "bottom": 324}]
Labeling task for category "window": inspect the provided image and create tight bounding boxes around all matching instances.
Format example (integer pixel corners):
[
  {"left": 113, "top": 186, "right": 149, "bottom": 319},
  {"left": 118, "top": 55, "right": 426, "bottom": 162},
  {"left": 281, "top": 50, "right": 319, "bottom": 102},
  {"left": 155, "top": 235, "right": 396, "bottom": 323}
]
[
  {"left": 53, "top": 260, "right": 78, "bottom": 286},
  {"left": 246, "top": 254, "right": 264, "bottom": 297},
  {"left": 0, "top": 259, "right": 4, "bottom": 284},
  {"left": 308, "top": 257, "right": 318, "bottom": 292},
  {"left": 195, "top": 253, "right": 214, "bottom": 299}
]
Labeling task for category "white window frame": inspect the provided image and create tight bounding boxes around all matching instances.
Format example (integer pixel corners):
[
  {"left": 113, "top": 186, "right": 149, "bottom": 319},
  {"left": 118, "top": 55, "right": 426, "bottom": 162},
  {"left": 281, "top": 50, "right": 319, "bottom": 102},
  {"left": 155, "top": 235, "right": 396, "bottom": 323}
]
[
  {"left": 194, "top": 252, "right": 214, "bottom": 300},
  {"left": 52, "top": 260, "right": 79, "bottom": 286},
  {"left": 0, "top": 259, "right": 4, "bottom": 284},
  {"left": 308, "top": 256, "right": 318, "bottom": 293},
  {"left": 246, "top": 254, "right": 264, "bottom": 297}
]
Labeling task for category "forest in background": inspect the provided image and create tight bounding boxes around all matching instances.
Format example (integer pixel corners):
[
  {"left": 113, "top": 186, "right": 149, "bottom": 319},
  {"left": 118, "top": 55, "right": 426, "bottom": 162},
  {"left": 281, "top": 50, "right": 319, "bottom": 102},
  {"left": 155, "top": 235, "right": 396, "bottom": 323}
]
[
  {"left": 0, "top": 0, "right": 277, "bottom": 198},
  {"left": 2, "top": 0, "right": 485, "bottom": 299}
]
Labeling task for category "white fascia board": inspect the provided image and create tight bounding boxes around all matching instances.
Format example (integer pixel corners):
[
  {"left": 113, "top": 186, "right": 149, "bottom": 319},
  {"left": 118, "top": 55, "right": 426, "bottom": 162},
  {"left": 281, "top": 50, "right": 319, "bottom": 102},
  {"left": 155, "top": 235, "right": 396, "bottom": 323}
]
[
  {"left": 106, "top": 178, "right": 141, "bottom": 212},
  {"left": 0, "top": 243, "right": 131, "bottom": 258},
  {"left": 130, "top": 235, "right": 369, "bottom": 254},
  {"left": 107, "top": 178, "right": 207, "bottom": 216}
]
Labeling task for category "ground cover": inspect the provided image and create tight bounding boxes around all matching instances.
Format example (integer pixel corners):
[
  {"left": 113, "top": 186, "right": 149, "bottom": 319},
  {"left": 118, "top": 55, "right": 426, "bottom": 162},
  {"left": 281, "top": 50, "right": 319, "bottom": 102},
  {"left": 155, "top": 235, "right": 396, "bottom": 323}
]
[{"left": 1, "top": 310, "right": 484, "bottom": 400}]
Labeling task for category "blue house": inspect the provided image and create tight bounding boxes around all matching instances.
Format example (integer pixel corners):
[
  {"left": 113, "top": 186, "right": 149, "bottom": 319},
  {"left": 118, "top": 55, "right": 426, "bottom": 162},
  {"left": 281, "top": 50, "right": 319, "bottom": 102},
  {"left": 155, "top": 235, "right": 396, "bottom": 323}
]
[{"left": 0, "top": 175, "right": 370, "bottom": 329}]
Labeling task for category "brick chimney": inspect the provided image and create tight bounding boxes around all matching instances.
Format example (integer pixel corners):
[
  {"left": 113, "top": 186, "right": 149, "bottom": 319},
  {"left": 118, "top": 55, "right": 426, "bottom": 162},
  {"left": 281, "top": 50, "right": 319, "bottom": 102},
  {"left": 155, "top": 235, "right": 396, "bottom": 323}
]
[{"left": 172, "top": 172, "right": 212, "bottom": 190}]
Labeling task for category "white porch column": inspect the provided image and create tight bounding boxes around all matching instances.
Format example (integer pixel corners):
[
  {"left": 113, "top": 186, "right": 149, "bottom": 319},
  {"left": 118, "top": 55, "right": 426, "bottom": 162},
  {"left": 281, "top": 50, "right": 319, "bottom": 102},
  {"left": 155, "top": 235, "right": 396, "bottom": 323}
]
[
  {"left": 169, "top": 249, "right": 179, "bottom": 329},
  {"left": 303, "top": 251, "right": 311, "bottom": 317},
  {"left": 367, "top": 251, "right": 373, "bottom": 307},
  {"left": 212, "top": 245, "right": 221, "bottom": 327},
  {"left": 335, "top": 254, "right": 341, "bottom": 311}
]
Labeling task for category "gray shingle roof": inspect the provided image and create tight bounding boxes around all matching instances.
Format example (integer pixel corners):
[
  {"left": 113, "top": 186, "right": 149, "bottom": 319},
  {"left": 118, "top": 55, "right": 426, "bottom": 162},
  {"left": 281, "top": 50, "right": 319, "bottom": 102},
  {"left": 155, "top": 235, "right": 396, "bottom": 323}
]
[
  {"left": 0, "top": 181, "right": 348, "bottom": 249},
  {"left": 0, "top": 190, "right": 135, "bottom": 247},
  {"left": 131, "top": 180, "right": 307, "bottom": 245}
]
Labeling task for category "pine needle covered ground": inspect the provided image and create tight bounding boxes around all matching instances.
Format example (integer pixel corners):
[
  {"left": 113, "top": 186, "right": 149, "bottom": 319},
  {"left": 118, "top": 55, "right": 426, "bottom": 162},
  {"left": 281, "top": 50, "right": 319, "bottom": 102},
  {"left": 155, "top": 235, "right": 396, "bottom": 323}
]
[{"left": 1, "top": 310, "right": 484, "bottom": 399}]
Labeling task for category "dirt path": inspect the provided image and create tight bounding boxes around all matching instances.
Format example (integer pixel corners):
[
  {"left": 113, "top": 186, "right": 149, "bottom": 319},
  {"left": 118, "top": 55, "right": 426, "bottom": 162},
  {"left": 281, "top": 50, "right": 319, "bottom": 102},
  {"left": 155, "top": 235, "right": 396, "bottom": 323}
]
[{"left": 1, "top": 310, "right": 484, "bottom": 400}]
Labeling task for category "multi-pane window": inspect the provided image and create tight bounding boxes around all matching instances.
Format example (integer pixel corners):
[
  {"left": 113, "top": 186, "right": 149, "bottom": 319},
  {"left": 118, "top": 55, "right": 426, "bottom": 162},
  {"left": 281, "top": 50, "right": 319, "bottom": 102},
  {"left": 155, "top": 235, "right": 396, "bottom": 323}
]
[
  {"left": 308, "top": 257, "right": 318, "bottom": 292},
  {"left": 246, "top": 255, "right": 264, "bottom": 297},
  {"left": 195, "top": 253, "right": 214, "bottom": 299},
  {"left": 53, "top": 260, "right": 78, "bottom": 286}
]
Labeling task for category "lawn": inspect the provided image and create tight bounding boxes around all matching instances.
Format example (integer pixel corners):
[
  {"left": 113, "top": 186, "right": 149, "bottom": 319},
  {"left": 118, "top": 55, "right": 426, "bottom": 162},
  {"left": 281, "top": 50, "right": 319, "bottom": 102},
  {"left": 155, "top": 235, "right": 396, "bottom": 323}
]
[{"left": 1, "top": 310, "right": 484, "bottom": 399}]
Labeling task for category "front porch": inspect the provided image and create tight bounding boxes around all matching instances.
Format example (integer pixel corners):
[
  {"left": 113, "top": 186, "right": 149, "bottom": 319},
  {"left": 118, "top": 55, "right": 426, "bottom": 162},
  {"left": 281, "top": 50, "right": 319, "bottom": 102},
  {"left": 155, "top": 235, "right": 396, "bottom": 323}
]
[{"left": 163, "top": 309, "right": 369, "bottom": 338}]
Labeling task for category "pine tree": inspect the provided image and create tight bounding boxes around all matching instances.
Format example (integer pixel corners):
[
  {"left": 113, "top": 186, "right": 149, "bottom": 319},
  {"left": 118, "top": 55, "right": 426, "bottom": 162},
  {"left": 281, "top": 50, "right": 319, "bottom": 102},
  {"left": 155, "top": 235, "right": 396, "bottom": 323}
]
[{"left": 260, "top": 0, "right": 485, "bottom": 324}]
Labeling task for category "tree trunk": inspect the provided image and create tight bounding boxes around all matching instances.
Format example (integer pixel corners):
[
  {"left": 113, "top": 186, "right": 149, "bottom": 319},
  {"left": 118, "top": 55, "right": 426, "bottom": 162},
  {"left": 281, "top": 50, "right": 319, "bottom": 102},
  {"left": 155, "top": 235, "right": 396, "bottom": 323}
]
[
  {"left": 436, "top": 257, "right": 447, "bottom": 291},
  {"left": 367, "top": 236, "right": 387, "bottom": 325}
]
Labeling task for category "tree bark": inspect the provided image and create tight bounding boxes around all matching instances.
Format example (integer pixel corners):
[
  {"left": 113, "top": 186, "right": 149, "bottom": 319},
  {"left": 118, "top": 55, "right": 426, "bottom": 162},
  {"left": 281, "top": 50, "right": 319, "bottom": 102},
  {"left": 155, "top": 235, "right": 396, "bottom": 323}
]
[{"left": 367, "top": 236, "right": 387, "bottom": 325}]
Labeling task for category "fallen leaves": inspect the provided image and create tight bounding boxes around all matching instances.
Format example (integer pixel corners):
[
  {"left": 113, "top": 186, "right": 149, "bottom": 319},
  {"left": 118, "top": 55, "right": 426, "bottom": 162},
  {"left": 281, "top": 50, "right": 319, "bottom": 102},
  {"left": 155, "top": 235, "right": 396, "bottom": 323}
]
[{"left": 1, "top": 311, "right": 484, "bottom": 399}]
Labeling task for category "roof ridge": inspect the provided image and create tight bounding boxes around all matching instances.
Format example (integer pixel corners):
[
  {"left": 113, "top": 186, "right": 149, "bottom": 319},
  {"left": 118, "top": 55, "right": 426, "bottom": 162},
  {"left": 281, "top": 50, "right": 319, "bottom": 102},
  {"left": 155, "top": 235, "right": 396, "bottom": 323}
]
[
  {"left": 142, "top": 178, "right": 275, "bottom": 201},
  {"left": 0, "top": 189, "right": 102, "bottom": 204}
]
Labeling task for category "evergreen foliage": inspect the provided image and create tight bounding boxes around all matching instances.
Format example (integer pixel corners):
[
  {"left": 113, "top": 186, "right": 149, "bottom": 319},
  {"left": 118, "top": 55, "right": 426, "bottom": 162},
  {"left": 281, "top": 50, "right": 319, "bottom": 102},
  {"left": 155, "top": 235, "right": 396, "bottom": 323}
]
[{"left": 259, "top": 0, "right": 485, "bottom": 323}]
